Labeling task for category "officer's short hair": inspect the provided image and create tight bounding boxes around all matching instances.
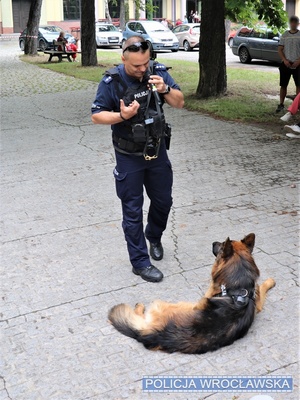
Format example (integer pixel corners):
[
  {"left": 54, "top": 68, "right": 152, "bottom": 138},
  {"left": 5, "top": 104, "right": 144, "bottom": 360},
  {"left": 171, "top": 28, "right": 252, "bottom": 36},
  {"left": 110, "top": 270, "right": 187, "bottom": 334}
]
[{"left": 122, "top": 36, "right": 146, "bottom": 52}]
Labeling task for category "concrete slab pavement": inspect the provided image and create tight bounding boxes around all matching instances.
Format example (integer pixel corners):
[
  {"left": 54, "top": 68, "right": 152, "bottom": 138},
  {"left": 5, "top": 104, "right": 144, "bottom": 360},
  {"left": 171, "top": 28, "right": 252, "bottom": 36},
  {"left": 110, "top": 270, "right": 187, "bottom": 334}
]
[{"left": 0, "top": 42, "right": 299, "bottom": 400}]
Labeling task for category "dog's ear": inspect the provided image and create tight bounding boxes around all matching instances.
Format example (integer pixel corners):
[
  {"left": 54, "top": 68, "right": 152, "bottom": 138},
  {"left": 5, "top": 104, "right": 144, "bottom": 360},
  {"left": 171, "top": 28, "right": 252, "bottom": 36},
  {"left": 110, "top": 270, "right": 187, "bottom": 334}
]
[
  {"left": 222, "top": 237, "right": 233, "bottom": 259},
  {"left": 212, "top": 242, "right": 222, "bottom": 257},
  {"left": 213, "top": 238, "right": 234, "bottom": 258},
  {"left": 241, "top": 233, "right": 255, "bottom": 253}
]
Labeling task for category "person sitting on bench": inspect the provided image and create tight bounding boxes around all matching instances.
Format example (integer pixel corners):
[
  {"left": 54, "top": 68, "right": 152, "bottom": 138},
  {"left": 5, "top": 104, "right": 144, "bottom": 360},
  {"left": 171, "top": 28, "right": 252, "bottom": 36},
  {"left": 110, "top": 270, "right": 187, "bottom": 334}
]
[
  {"left": 57, "top": 31, "right": 68, "bottom": 51},
  {"left": 66, "top": 40, "right": 78, "bottom": 62}
]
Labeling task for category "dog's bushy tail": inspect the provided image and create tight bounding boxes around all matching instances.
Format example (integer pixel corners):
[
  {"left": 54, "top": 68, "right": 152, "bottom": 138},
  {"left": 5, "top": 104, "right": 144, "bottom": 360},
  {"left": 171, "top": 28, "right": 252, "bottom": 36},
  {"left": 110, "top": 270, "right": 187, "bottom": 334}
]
[{"left": 108, "top": 304, "right": 145, "bottom": 340}]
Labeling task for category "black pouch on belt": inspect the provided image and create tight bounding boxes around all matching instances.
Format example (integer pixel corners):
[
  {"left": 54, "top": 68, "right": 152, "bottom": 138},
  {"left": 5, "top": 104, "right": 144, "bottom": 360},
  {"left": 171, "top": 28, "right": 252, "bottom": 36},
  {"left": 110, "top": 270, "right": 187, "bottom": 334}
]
[
  {"left": 132, "top": 122, "right": 147, "bottom": 143},
  {"left": 164, "top": 123, "right": 172, "bottom": 150}
]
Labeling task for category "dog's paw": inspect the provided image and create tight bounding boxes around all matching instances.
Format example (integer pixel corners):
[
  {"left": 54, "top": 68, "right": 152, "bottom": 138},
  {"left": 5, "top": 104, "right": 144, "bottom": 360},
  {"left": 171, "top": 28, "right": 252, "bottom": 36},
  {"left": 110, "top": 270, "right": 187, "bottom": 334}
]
[
  {"left": 134, "top": 303, "right": 145, "bottom": 315},
  {"left": 135, "top": 302, "right": 144, "bottom": 308}
]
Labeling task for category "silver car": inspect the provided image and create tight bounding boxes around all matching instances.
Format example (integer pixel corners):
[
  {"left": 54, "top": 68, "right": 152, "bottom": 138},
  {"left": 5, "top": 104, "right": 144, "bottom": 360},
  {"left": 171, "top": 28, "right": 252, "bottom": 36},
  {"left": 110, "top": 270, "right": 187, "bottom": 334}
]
[
  {"left": 122, "top": 21, "right": 179, "bottom": 52},
  {"left": 232, "top": 26, "right": 281, "bottom": 63},
  {"left": 172, "top": 23, "right": 200, "bottom": 51},
  {"left": 95, "top": 23, "right": 122, "bottom": 48}
]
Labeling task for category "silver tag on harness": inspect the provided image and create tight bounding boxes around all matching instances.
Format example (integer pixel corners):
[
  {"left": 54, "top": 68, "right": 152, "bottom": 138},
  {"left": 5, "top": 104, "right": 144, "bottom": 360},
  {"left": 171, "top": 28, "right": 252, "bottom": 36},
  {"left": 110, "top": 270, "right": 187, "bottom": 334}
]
[{"left": 221, "top": 284, "right": 227, "bottom": 296}]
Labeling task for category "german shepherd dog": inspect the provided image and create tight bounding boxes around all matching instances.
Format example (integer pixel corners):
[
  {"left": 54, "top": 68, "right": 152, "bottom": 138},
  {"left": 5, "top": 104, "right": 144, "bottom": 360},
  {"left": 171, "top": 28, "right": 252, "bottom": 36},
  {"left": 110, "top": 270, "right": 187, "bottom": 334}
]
[{"left": 108, "top": 233, "right": 275, "bottom": 354}]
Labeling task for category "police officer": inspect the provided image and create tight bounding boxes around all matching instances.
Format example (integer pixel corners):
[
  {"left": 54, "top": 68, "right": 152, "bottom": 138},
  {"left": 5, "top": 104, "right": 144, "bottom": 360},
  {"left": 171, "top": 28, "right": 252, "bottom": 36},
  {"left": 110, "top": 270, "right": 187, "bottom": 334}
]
[{"left": 91, "top": 36, "right": 184, "bottom": 282}]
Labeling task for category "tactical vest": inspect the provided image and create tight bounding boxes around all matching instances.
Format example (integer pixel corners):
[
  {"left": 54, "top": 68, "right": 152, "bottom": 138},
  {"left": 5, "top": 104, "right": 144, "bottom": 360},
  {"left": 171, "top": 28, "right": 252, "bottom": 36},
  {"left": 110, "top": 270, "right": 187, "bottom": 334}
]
[
  {"left": 105, "top": 61, "right": 167, "bottom": 158},
  {"left": 108, "top": 72, "right": 157, "bottom": 127}
]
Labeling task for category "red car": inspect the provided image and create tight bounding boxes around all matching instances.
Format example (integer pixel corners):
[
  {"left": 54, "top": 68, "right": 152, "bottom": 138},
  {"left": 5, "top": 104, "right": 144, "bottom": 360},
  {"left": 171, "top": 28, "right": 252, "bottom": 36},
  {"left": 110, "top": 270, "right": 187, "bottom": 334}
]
[{"left": 228, "top": 23, "right": 243, "bottom": 47}]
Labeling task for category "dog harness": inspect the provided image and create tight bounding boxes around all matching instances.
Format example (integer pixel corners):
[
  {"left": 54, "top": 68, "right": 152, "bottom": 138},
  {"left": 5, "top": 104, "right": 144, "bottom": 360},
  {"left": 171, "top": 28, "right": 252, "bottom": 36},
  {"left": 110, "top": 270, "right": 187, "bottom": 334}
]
[{"left": 213, "top": 284, "right": 256, "bottom": 308}]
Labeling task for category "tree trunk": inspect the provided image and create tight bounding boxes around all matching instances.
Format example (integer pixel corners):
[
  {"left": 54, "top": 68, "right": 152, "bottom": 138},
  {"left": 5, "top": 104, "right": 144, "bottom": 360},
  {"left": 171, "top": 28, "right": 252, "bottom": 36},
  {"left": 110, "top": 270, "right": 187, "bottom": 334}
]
[
  {"left": 119, "top": 0, "right": 125, "bottom": 31},
  {"left": 196, "top": 0, "right": 227, "bottom": 98},
  {"left": 81, "top": 0, "right": 98, "bottom": 66},
  {"left": 134, "top": 0, "right": 141, "bottom": 20},
  {"left": 24, "top": 0, "right": 43, "bottom": 55},
  {"left": 125, "top": 1, "right": 129, "bottom": 22},
  {"left": 105, "top": 0, "right": 112, "bottom": 23},
  {"left": 146, "top": 0, "right": 154, "bottom": 20}
]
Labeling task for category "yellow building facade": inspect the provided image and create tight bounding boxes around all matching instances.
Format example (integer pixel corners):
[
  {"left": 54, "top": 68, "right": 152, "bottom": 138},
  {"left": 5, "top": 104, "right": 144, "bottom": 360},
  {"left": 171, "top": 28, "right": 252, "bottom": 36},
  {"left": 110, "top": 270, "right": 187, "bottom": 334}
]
[
  {"left": 0, "top": 0, "right": 299, "bottom": 34},
  {"left": 0, "top": 0, "right": 187, "bottom": 34}
]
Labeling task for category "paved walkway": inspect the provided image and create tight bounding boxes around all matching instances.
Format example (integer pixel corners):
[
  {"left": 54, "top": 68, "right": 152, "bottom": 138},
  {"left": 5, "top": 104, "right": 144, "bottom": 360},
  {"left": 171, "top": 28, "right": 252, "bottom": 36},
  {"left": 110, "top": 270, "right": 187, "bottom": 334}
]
[{"left": 1, "top": 41, "right": 299, "bottom": 400}]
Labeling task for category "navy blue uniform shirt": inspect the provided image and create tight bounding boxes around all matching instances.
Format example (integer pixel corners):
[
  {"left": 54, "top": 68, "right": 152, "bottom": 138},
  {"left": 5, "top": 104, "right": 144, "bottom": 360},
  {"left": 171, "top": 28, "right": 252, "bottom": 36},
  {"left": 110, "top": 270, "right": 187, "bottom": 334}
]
[{"left": 91, "top": 63, "right": 180, "bottom": 138}]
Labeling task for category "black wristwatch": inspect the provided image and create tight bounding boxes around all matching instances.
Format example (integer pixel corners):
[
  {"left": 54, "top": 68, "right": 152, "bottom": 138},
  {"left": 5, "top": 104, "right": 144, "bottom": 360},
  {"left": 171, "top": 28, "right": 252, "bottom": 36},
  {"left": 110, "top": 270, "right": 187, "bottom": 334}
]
[{"left": 163, "top": 84, "right": 171, "bottom": 95}]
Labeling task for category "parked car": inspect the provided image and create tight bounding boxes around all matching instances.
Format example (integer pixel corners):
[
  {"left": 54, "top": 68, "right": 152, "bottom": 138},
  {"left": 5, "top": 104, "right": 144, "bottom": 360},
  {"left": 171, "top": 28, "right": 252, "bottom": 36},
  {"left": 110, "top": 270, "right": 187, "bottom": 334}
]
[
  {"left": 231, "top": 26, "right": 281, "bottom": 63},
  {"left": 228, "top": 32, "right": 236, "bottom": 47},
  {"left": 19, "top": 26, "right": 76, "bottom": 51},
  {"left": 95, "top": 23, "right": 122, "bottom": 47},
  {"left": 172, "top": 23, "right": 200, "bottom": 51},
  {"left": 122, "top": 21, "right": 179, "bottom": 52},
  {"left": 227, "top": 23, "right": 243, "bottom": 47}
]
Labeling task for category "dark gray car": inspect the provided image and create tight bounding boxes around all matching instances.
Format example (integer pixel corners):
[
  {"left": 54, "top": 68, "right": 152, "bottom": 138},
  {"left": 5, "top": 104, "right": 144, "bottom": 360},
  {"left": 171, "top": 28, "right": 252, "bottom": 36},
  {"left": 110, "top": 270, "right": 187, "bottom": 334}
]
[{"left": 232, "top": 26, "right": 281, "bottom": 63}]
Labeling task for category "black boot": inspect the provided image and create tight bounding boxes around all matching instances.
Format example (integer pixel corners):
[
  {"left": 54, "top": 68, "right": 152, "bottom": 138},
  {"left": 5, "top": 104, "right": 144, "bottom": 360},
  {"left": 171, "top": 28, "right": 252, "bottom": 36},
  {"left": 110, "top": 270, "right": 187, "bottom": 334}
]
[
  {"left": 132, "top": 265, "right": 163, "bottom": 282},
  {"left": 149, "top": 242, "right": 164, "bottom": 261}
]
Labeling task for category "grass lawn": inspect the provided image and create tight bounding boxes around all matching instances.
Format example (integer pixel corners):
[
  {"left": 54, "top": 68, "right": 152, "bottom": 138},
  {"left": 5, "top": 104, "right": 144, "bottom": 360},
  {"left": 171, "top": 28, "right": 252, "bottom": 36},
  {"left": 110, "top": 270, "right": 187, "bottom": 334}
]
[{"left": 21, "top": 50, "right": 288, "bottom": 124}]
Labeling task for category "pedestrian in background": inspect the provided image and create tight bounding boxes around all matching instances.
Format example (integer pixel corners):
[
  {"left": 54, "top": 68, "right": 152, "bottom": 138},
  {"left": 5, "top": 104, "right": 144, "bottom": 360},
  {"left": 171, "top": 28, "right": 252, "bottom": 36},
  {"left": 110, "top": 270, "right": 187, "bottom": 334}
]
[
  {"left": 188, "top": 10, "right": 194, "bottom": 23},
  {"left": 193, "top": 11, "right": 199, "bottom": 23},
  {"left": 276, "top": 15, "right": 300, "bottom": 113},
  {"left": 66, "top": 39, "right": 78, "bottom": 62},
  {"left": 281, "top": 92, "right": 300, "bottom": 122},
  {"left": 161, "top": 18, "right": 168, "bottom": 28},
  {"left": 166, "top": 19, "right": 174, "bottom": 30},
  {"left": 280, "top": 92, "right": 300, "bottom": 137},
  {"left": 57, "top": 31, "right": 67, "bottom": 51}
]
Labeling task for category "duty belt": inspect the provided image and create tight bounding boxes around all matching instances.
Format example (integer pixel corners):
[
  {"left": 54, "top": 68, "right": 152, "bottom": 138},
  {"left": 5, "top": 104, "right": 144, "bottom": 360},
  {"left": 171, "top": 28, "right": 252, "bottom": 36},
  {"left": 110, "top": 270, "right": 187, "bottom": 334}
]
[{"left": 113, "top": 134, "right": 145, "bottom": 155}]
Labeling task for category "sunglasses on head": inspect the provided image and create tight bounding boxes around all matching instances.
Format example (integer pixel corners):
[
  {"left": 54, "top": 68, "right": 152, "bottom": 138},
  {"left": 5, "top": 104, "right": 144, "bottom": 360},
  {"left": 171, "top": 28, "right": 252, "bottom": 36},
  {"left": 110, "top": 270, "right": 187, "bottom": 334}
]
[{"left": 123, "top": 41, "right": 149, "bottom": 54}]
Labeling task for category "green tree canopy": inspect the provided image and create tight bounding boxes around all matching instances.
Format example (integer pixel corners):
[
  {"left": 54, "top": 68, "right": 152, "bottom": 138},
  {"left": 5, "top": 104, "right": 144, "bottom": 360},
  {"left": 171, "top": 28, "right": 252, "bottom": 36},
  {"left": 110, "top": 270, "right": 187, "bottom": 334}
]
[{"left": 225, "top": 0, "right": 288, "bottom": 30}]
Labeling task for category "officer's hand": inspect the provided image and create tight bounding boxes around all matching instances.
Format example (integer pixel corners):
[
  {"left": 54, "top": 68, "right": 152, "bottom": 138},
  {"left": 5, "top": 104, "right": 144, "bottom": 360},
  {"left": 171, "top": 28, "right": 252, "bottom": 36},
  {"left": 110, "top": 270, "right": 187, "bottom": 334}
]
[
  {"left": 120, "top": 99, "right": 140, "bottom": 120},
  {"left": 149, "top": 75, "right": 167, "bottom": 93}
]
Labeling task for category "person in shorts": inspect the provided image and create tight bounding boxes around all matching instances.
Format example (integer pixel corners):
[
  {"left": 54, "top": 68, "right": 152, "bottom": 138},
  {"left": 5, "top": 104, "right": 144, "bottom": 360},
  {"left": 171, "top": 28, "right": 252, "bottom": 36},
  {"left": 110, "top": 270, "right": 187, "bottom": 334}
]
[{"left": 276, "top": 16, "right": 300, "bottom": 113}]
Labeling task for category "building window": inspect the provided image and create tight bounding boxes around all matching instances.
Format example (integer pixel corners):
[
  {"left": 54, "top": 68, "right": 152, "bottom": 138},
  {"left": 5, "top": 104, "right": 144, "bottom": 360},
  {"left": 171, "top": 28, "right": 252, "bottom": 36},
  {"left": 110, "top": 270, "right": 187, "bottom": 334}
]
[
  {"left": 63, "top": 0, "right": 80, "bottom": 20},
  {"left": 153, "top": 0, "right": 162, "bottom": 19},
  {"left": 109, "top": 2, "right": 120, "bottom": 19}
]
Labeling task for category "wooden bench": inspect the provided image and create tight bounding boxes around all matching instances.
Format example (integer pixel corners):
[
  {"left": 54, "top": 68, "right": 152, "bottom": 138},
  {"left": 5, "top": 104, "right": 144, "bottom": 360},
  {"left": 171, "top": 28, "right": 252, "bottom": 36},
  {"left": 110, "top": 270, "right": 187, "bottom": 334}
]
[{"left": 44, "top": 40, "right": 79, "bottom": 62}]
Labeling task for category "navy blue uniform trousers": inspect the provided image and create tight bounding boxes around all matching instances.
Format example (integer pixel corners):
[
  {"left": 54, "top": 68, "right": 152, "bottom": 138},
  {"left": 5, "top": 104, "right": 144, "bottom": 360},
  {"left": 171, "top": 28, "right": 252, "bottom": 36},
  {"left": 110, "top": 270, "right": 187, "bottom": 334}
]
[{"left": 113, "top": 144, "right": 173, "bottom": 270}]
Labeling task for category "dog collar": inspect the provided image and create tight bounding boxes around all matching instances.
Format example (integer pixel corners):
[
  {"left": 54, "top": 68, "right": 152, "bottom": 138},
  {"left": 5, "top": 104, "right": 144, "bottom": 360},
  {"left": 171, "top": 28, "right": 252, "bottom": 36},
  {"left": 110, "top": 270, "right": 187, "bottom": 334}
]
[{"left": 213, "top": 284, "right": 255, "bottom": 308}]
